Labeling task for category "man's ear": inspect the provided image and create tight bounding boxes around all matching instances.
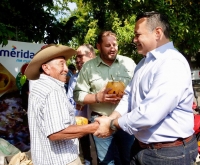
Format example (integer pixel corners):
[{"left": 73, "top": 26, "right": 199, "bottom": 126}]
[
  {"left": 96, "top": 43, "right": 100, "bottom": 51},
  {"left": 42, "top": 64, "right": 50, "bottom": 75},
  {"left": 88, "top": 52, "right": 93, "bottom": 58},
  {"left": 155, "top": 27, "right": 162, "bottom": 39}
]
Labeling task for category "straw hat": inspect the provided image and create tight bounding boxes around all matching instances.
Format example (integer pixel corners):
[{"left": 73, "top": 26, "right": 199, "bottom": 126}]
[{"left": 24, "top": 44, "right": 76, "bottom": 80}]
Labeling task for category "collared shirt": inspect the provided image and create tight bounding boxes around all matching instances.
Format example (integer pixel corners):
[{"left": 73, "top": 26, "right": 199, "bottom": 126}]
[
  {"left": 73, "top": 55, "right": 136, "bottom": 116},
  {"left": 67, "top": 70, "right": 74, "bottom": 78},
  {"left": 67, "top": 73, "right": 87, "bottom": 117},
  {"left": 116, "top": 42, "right": 194, "bottom": 143},
  {"left": 65, "top": 70, "right": 75, "bottom": 93},
  {"left": 29, "top": 79, "right": 38, "bottom": 92},
  {"left": 28, "top": 74, "right": 79, "bottom": 165}
]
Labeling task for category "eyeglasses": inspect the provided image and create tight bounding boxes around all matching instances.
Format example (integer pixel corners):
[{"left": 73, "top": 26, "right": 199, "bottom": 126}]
[
  {"left": 76, "top": 53, "right": 90, "bottom": 58},
  {"left": 76, "top": 54, "right": 85, "bottom": 58}
]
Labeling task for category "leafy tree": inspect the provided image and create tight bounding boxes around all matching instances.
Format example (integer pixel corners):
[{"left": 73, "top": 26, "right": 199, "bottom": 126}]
[
  {"left": 0, "top": 0, "right": 78, "bottom": 46},
  {"left": 69, "top": 0, "right": 200, "bottom": 64},
  {"left": 1, "top": 0, "right": 200, "bottom": 66}
]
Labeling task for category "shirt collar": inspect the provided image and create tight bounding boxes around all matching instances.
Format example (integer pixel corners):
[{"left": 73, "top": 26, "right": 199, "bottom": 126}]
[
  {"left": 96, "top": 55, "right": 119, "bottom": 67},
  {"left": 148, "top": 41, "right": 174, "bottom": 59},
  {"left": 40, "top": 74, "right": 65, "bottom": 87}
]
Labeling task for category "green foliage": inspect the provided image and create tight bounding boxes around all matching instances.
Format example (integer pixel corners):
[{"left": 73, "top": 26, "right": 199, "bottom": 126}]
[
  {"left": 1, "top": 0, "right": 200, "bottom": 66},
  {"left": 0, "top": 23, "right": 15, "bottom": 46},
  {"left": 69, "top": 0, "right": 200, "bottom": 64},
  {"left": 0, "top": 0, "right": 78, "bottom": 46}
]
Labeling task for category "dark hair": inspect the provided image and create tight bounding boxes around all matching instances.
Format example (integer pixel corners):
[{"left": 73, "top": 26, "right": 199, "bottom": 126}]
[
  {"left": 136, "top": 11, "right": 170, "bottom": 38},
  {"left": 68, "top": 63, "right": 76, "bottom": 71},
  {"left": 97, "top": 31, "right": 117, "bottom": 44}
]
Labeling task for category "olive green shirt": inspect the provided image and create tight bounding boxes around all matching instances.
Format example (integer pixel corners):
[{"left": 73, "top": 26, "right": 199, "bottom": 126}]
[{"left": 73, "top": 55, "right": 136, "bottom": 116}]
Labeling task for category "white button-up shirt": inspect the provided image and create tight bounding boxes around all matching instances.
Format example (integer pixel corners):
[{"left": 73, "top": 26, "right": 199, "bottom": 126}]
[{"left": 116, "top": 42, "right": 194, "bottom": 143}]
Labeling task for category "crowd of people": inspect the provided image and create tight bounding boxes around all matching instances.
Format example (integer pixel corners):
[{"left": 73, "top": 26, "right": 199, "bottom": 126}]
[{"left": 23, "top": 11, "right": 198, "bottom": 165}]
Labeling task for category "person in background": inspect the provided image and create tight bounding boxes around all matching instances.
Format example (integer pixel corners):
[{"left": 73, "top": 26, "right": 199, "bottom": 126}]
[
  {"left": 73, "top": 31, "right": 136, "bottom": 165},
  {"left": 67, "top": 63, "right": 76, "bottom": 80},
  {"left": 94, "top": 11, "right": 198, "bottom": 165},
  {"left": 67, "top": 44, "right": 96, "bottom": 165},
  {"left": 24, "top": 44, "right": 99, "bottom": 165},
  {"left": 65, "top": 63, "right": 76, "bottom": 93}
]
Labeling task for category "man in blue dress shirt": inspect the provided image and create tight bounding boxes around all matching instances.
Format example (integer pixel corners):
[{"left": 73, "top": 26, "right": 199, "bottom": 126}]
[
  {"left": 67, "top": 44, "right": 96, "bottom": 165},
  {"left": 94, "top": 11, "right": 198, "bottom": 165}
]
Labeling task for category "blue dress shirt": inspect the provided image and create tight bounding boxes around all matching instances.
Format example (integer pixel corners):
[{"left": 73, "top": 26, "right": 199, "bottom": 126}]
[
  {"left": 116, "top": 42, "right": 194, "bottom": 144},
  {"left": 67, "top": 73, "right": 87, "bottom": 117}
]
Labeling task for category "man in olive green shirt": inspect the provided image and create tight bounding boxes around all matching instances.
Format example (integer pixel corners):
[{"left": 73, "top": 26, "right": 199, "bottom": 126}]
[{"left": 74, "top": 31, "right": 136, "bottom": 165}]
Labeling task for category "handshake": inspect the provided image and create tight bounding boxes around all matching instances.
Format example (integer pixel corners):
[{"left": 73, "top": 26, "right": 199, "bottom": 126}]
[
  {"left": 93, "top": 115, "right": 120, "bottom": 138},
  {"left": 75, "top": 114, "right": 120, "bottom": 138},
  {"left": 75, "top": 80, "right": 124, "bottom": 138},
  {"left": 90, "top": 81, "right": 124, "bottom": 137}
]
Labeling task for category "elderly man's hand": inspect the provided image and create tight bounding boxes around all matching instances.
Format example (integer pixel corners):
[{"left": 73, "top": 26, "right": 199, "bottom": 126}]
[{"left": 93, "top": 116, "right": 113, "bottom": 138}]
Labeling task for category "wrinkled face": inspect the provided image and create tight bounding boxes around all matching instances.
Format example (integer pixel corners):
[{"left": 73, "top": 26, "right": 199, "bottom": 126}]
[
  {"left": 133, "top": 18, "right": 157, "bottom": 56},
  {"left": 77, "top": 46, "right": 92, "bottom": 64},
  {"left": 42, "top": 57, "right": 68, "bottom": 82},
  {"left": 97, "top": 36, "right": 118, "bottom": 65}
]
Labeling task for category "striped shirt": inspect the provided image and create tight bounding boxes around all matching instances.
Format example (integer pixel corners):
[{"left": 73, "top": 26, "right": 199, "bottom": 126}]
[{"left": 28, "top": 74, "right": 79, "bottom": 165}]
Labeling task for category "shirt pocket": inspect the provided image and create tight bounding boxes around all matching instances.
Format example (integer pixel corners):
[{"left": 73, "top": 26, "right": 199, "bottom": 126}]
[
  {"left": 89, "top": 75, "right": 106, "bottom": 93},
  {"left": 117, "top": 68, "right": 133, "bottom": 86}
]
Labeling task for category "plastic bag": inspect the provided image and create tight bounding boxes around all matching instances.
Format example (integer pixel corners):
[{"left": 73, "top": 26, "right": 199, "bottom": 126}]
[
  {"left": 0, "top": 138, "right": 20, "bottom": 156},
  {"left": 8, "top": 152, "right": 33, "bottom": 165}
]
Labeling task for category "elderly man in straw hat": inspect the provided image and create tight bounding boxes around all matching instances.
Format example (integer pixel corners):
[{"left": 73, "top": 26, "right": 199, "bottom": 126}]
[{"left": 24, "top": 44, "right": 99, "bottom": 165}]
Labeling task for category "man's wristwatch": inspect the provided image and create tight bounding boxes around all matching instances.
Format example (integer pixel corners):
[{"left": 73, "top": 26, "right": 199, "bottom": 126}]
[{"left": 110, "top": 119, "right": 117, "bottom": 132}]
